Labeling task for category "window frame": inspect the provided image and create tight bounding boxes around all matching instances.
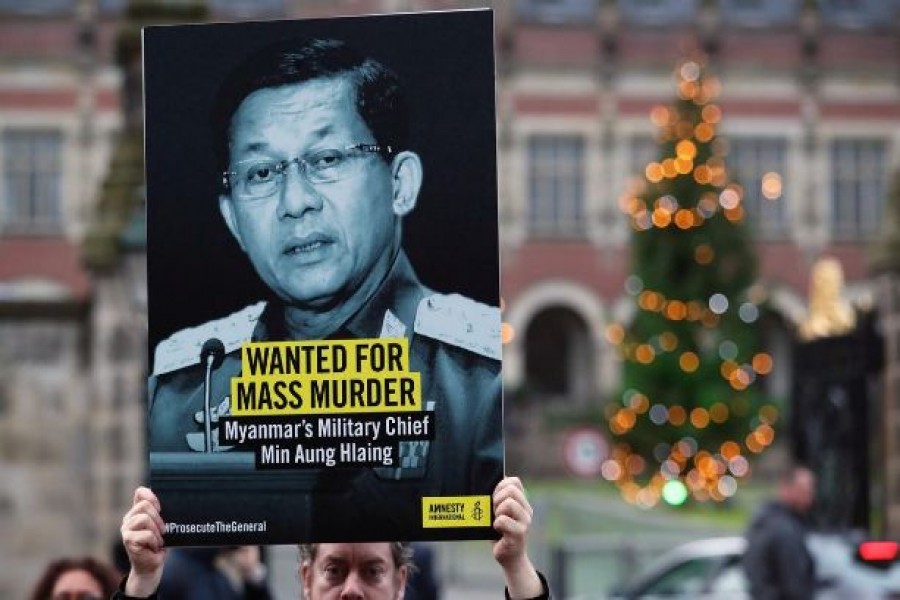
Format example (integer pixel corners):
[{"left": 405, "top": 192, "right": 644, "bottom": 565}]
[
  {"left": 527, "top": 133, "right": 588, "bottom": 239},
  {"left": 828, "top": 137, "right": 888, "bottom": 240},
  {"left": 1, "top": 128, "right": 64, "bottom": 234},
  {"left": 728, "top": 136, "right": 790, "bottom": 240}
]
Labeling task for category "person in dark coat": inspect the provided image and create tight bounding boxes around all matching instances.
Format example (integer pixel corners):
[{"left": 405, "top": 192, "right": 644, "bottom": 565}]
[
  {"left": 743, "top": 464, "right": 817, "bottom": 600},
  {"left": 157, "top": 546, "right": 271, "bottom": 600},
  {"left": 406, "top": 542, "right": 441, "bottom": 599}
]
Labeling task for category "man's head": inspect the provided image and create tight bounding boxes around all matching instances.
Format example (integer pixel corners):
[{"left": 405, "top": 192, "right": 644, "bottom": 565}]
[
  {"left": 778, "top": 464, "right": 816, "bottom": 514},
  {"left": 298, "top": 542, "right": 412, "bottom": 600},
  {"left": 214, "top": 39, "right": 422, "bottom": 311}
]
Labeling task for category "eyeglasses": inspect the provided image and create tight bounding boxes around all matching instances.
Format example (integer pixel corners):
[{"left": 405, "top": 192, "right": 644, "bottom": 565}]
[
  {"left": 51, "top": 593, "right": 103, "bottom": 600},
  {"left": 222, "top": 143, "right": 391, "bottom": 200}
]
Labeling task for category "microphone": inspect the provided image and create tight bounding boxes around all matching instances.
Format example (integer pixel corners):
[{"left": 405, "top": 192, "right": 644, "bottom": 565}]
[
  {"left": 200, "top": 338, "right": 226, "bottom": 452},
  {"left": 201, "top": 338, "right": 226, "bottom": 370}
]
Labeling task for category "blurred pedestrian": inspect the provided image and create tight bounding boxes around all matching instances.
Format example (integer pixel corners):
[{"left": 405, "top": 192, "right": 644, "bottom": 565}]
[
  {"left": 406, "top": 542, "right": 441, "bottom": 599},
  {"left": 29, "top": 556, "right": 120, "bottom": 600},
  {"left": 743, "top": 463, "right": 817, "bottom": 599},
  {"left": 157, "top": 545, "right": 271, "bottom": 600}
]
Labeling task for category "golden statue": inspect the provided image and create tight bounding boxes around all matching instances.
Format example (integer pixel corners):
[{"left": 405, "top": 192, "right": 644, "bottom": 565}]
[{"left": 799, "top": 257, "right": 856, "bottom": 340}]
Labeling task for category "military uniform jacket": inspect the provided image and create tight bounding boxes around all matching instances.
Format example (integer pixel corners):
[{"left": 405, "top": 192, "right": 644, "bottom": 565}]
[{"left": 148, "top": 251, "right": 502, "bottom": 541}]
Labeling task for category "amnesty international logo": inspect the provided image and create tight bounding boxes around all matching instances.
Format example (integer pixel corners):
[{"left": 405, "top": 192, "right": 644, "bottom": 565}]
[
  {"left": 421, "top": 495, "right": 491, "bottom": 528},
  {"left": 471, "top": 499, "right": 484, "bottom": 523}
]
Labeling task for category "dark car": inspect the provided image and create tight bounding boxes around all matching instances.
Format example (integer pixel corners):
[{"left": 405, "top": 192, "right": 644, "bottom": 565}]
[{"left": 608, "top": 534, "right": 900, "bottom": 599}]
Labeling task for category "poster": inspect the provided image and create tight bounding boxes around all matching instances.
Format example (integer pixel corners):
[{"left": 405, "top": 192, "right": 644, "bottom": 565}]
[{"left": 143, "top": 9, "right": 502, "bottom": 545}]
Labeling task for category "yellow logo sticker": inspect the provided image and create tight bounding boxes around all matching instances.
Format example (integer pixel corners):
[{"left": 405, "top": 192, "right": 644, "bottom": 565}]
[{"left": 421, "top": 496, "right": 491, "bottom": 528}]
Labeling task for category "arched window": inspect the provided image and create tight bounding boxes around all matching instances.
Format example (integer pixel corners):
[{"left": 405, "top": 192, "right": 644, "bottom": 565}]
[{"left": 524, "top": 306, "right": 594, "bottom": 400}]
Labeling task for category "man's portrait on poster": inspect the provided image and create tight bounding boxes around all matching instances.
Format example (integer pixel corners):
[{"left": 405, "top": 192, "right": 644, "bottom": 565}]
[{"left": 143, "top": 11, "right": 502, "bottom": 543}]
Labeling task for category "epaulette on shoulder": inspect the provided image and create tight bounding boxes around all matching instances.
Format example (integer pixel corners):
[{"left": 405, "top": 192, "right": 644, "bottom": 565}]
[
  {"left": 152, "top": 301, "right": 266, "bottom": 376},
  {"left": 414, "top": 293, "right": 501, "bottom": 360}
]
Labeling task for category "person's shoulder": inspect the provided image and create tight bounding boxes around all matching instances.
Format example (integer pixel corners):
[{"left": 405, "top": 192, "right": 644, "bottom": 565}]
[
  {"left": 747, "top": 501, "right": 798, "bottom": 539},
  {"left": 152, "top": 301, "right": 266, "bottom": 376},
  {"left": 413, "top": 292, "right": 501, "bottom": 361},
  {"left": 747, "top": 500, "right": 779, "bottom": 524}
]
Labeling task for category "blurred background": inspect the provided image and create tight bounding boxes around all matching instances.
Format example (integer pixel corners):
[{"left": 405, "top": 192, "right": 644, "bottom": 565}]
[{"left": 2, "top": 0, "right": 900, "bottom": 598}]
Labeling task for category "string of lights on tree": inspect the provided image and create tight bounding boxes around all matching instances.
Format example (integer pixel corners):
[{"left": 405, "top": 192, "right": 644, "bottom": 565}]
[{"left": 602, "top": 57, "right": 780, "bottom": 508}]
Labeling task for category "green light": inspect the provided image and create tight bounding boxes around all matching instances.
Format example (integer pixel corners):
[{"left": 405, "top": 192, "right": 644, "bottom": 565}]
[{"left": 662, "top": 480, "right": 688, "bottom": 506}]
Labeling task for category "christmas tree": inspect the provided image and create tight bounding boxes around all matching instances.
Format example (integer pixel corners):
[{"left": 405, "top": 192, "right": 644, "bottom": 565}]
[{"left": 603, "top": 57, "right": 776, "bottom": 507}]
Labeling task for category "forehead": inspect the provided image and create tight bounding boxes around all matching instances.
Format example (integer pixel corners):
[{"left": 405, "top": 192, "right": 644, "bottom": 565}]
[
  {"left": 315, "top": 543, "right": 394, "bottom": 564},
  {"left": 52, "top": 569, "right": 103, "bottom": 592},
  {"left": 786, "top": 469, "right": 814, "bottom": 490},
  {"left": 231, "top": 75, "right": 360, "bottom": 130}
]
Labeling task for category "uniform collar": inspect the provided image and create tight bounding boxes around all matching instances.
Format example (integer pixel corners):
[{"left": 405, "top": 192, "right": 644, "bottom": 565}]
[
  {"left": 342, "top": 250, "right": 429, "bottom": 339},
  {"left": 252, "top": 250, "right": 429, "bottom": 342}
]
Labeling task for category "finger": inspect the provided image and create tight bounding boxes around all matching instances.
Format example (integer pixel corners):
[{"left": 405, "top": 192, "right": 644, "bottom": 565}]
[
  {"left": 493, "top": 476, "right": 524, "bottom": 501},
  {"left": 493, "top": 512, "right": 527, "bottom": 539},
  {"left": 494, "top": 476, "right": 526, "bottom": 499},
  {"left": 493, "top": 481, "right": 518, "bottom": 509},
  {"left": 125, "top": 497, "right": 166, "bottom": 534},
  {"left": 122, "top": 515, "right": 165, "bottom": 548},
  {"left": 121, "top": 510, "right": 164, "bottom": 545},
  {"left": 129, "top": 511, "right": 165, "bottom": 537},
  {"left": 493, "top": 484, "right": 533, "bottom": 518},
  {"left": 133, "top": 486, "right": 162, "bottom": 514},
  {"left": 122, "top": 511, "right": 165, "bottom": 550},
  {"left": 501, "top": 476, "right": 523, "bottom": 491},
  {"left": 495, "top": 496, "right": 533, "bottom": 530},
  {"left": 124, "top": 527, "right": 165, "bottom": 554},
  {"left": 123, "top": 497, "right": 159, "bottom": 521}
]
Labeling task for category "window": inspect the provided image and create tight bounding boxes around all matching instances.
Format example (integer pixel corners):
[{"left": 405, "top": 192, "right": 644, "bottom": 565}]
[
  {"left": 112, "top": 375, "right": 126, "bottom": 410},
  {"left": 630, "top": 135, "right": 658, "bottom": 180},
  {"left": 110, "top": 424, "right": 125, "bottom": 460},
  {"left": 524, "top": 307, "right": 593, "bottom": 398},
  {"left": 516, "top": 0, "right": 598, "bottom": 24},
  {"left": 818, "top": 0, "right": 894, "bottom": 29},
  {"left": 0, "top": 321, "right": 63, "bottom": 364},
  {"left": 639, "top": 557, "right": 719, "bottom": 595},
  {"left": 528, "top": 135, "right": 586, "bottom": 237},
  {"left": 99, "top": 0, "right": 126, "bottom": 14},
  {"left": 109, "top": 325, "right": 133, "bottom": 362},
  {"left": 709, "top": 558, "right": 750, "bottom": 594},
  {"left": 830, "top": 138, "right": 887, "bottom": 239},
  {"left": 114, "top": 474, "right": 132, "bottom": 517},
  {"left": 619, "top": 0, "right": 699, "bottom": 26},
  {"left": 0, "top": 0, "right": 72, "bottom": 15},
  {"left": 2, "top": 130, "right": 63, "bottom": 233},
  {"left": 209, "top": 0, "right": 284, "bottom": 19},
  {"left": 719, "top": 0, "right": 800, "bottom": 27},
  {"left": 729, "top": 137, "right": 789, "bottom": 238}
]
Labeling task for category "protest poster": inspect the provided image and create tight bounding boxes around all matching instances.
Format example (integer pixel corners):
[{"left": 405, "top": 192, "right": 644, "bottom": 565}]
[{"left": 143, "top": 9, "right": 502, "bottom": 545}]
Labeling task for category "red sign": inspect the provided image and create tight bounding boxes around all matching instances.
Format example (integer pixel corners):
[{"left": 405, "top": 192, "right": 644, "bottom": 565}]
[{"left": 562, "top": 427, "right": 608, "bottom": 478}]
